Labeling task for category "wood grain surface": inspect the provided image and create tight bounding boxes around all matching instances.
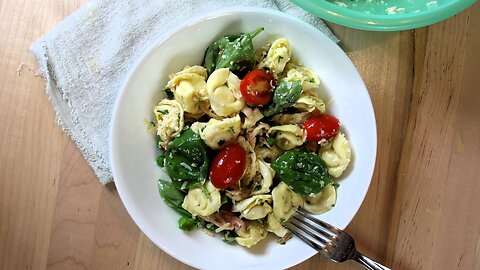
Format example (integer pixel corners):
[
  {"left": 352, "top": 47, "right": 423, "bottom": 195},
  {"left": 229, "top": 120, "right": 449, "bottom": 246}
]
[{"left": 1, "top": 1, "right": 479, "bottom": 269}]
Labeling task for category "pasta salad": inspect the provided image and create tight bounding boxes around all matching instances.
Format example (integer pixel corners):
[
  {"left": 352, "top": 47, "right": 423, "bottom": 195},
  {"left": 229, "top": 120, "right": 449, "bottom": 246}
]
[{"left": 153, "top": 27, "right": 352, "bottom": 248}]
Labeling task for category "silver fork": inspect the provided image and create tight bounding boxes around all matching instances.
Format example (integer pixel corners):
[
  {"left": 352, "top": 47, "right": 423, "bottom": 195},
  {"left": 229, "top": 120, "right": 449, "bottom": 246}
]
[{"left": 286, "top": 209, "right": 390, "bottom": 270}]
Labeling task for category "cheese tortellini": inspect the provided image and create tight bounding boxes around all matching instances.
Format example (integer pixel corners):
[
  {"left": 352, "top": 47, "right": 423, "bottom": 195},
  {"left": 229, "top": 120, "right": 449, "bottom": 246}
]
[
  {"left": 268, "top": 124, "right": 306, "bottom": 150},
  {"left": 302, "top": 183, "right": 337, "bottom": 214},
  {"left": 232, "top": 195, "right": 272, "bottom": 220},
  {"left": 235, "top": 221, "right": 268, "bottom": 248},
  {"left": 153, "top": 99, "right": 184, "bottom": 148},
  {"left": 282, "top": 62, "right": 320, "bottom": 91},
  {"left": 182, "top": 181, "right": 221, "bottom": 217},
  {"left": 294, "top": 91, "right": 326, "bottom": 113},
  {"left": 255, "top": 144, "right": 281, "bottom": 163},
  {"left": 207, "top": 68, "right": 245, "bottom": 116},
  {"left": 320, "top": 133, "right": 352, "bottom": 177},
  {"left": 166, "top": 65, "right": 209, "bottom": 116},
  {"left": 266, "top": 213, "right": 289, "bottom": 238},
  {"left": 258, "top": 38, "right": 291, "bottom": 77},
  {"left": 191, "top": 115, "right": 241, "bottom": 150},
  {"left": 250, "top": 160, "right": 274, "bottom": 195},
  {"left": 272, "top": 182, "right": 304, "bottom": 222}
]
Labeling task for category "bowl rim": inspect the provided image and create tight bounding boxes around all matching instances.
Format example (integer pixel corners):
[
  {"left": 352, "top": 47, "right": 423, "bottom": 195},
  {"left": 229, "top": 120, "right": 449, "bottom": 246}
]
[
  {"left": 110, "top": 6, "right": 377, "bottom": 269},
  {"left": 291, "top": 0, "right": 476, "bottom": 31}
]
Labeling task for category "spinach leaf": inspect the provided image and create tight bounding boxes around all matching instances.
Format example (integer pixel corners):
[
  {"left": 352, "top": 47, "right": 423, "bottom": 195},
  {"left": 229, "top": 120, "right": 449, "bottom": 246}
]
[
  {"left": 222, "top": 231, "right": 237, "bottom": 245},
  {"left": 156, "top": 154, "right": 166, "bottom": 168},
  {"left": 266, "top": 137, "right": 276, "bottom": 147},
  {"left": 178, "top": 216, "right": 198, "bottom": 231},
  {"left": 271, "top": 150, "right": 331, "bottom": 195},
  {"left": 203, "top": 27, "right": 264, "bottom": 77},
  {"left": 261, "top": 80, "right": 303, "bottom": 117},
  {"left": 165, "top": 128, "right": 210, "bottom": 189},
  {"left": 205, "top": 222, "right": 218, "bottom": 232},
  {"left": 157, "top": 179, "right": 191, "bottom": 217}
]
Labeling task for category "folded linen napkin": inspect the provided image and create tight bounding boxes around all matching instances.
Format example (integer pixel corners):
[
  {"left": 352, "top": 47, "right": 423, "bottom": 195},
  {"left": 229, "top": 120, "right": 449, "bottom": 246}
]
[{"left": 30, "top": 0, "right": 338, "bottom": 185}]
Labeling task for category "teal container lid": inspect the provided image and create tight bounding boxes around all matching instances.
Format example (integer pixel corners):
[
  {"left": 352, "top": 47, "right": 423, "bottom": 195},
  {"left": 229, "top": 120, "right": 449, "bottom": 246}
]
[{"left": 291, "top": 0, "right": 476, "bottom": 31}]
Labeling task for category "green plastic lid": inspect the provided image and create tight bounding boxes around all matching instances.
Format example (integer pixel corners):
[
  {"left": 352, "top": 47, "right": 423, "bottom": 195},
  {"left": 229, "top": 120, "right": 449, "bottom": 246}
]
[{"left": 291, "top": 0, "right": 476, "bottom": 31}]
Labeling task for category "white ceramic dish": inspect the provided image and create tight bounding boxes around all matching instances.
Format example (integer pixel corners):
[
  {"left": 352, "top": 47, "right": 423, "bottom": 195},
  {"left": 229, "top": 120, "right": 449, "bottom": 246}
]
[{"left": 110, "top": 8, "right": 376, "bottom": 270}]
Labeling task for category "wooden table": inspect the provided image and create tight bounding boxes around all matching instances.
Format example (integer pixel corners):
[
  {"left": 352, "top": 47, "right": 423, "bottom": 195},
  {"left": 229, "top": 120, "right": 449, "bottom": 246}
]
[{"left": 1, "top": 1, "right": 479, "bottom": 269}]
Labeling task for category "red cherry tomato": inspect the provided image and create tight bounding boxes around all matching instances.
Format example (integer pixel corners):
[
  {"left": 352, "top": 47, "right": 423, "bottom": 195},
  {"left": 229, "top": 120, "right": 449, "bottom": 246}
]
[
  {"left": 210, "top": 143, "right": 246, "bottom": 189},
  {"left": 240, "top": 69, "right": 276, "bottom": 106},
  {"left": 303, "top": 114, "right": 340, "bottom": 143}
]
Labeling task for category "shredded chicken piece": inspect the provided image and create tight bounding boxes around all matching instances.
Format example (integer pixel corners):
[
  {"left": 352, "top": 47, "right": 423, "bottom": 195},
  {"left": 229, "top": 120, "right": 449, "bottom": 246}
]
[
  {"left": 203, "top": 210, "right": 246, "bottom": 233},
  {"left": 237, "top": 136, "right": 257, "bottom": 186},
  {"left": 241, "top": 106, "right": 255, "bottom": 119},
  {"left": 203, "top": 107, "right": 223, "bottom": 120},
  {"left": 184, "top": 112, "right": 203, "bottom": 123}
]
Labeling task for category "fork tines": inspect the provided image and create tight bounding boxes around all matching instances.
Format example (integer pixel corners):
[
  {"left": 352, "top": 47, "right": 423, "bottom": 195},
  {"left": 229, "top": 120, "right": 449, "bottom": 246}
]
[
  {"left": 287, "top": 210, "right": 391, "bottom": 270},
  {"left": 285, "top": 209, "right": 340, "bottom": 256}
]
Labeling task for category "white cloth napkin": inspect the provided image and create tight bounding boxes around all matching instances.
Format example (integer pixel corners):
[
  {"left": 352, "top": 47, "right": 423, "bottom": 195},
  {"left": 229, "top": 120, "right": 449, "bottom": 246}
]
[{"left": 30, "top": 0, "right": 337, "bottom": 185}]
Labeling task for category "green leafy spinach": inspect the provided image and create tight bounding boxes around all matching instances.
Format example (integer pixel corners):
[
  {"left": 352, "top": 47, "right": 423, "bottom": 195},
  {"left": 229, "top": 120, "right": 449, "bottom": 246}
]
[
  {"left": 203, "top": 27, "right": 264, "bottom": 77},
  {"left": 157, "top": 179, "right": 191, "bottom": 217},
  {"left": 178, "top": 216, "right": 198, "bottom": 231},
  {"left": 271, "top": 150, "right": 331, "bottom": 195},
  {"left": 261, "top": 80, "right": 303, "bottom": 117},
  {"left": 164, "top": 128, "right": 210, "bottom": 189},
  {"left": 156, "top": 154, "right": 166, "bottom": 168},
  {"left": 222, "top": 231, "right": 237, "bottom": 245}
]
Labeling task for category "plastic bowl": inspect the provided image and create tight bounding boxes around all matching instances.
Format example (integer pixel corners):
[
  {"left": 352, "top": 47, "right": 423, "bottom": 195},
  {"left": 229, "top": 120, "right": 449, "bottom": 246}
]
[{"left": 291, "top": 0, "right": 476, "bottom": 31}]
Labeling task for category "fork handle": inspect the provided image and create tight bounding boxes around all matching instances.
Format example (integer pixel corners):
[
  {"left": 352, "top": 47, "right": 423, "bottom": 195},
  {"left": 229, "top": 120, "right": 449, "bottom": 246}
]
[{"left": 352, "top": 250, "right": 391, "bottom": 270}]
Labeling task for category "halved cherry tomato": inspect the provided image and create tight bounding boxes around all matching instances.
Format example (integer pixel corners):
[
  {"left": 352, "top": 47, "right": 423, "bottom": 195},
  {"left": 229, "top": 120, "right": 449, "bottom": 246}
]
[
  {"left": 240, "top": 69, "right": 276, "bottom": 106},
  {"left": 303, "top": 114, "right": 340, "bottom": 143},
  {"left": 210, "top": 143, "right": 246, "bottom": 189}
]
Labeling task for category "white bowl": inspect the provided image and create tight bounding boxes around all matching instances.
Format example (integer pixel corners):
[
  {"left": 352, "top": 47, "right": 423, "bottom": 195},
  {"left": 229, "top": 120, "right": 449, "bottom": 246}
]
[{"left": 110, "top": 7, "right": 376, "bottom": 270}]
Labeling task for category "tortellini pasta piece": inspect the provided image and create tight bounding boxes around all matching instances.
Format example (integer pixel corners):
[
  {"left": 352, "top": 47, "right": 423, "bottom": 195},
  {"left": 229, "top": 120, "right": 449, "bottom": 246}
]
[
  {"left": 267, "top": 213, "right": 288, "bottom": 238},
  {"left": 272, "top": 182, "right": 304, "bottom": 222},
  {"left": 294, "top": 92, "right": 326, "bottom": 113},
  {"left": 182, "top": 181, "right": 221, "bottom": 217},
  {"left": 255, "top": 145, "right": 281, "bottom": 163},
  {"left": 232, "top": 195, "right": 272, "bottom": 220},
  {"left": 282, "top": 62, "right": 320, "bottom": 91},
  {"left": 235, "top": 221, "right": 268, "bottom": 248},
  {"left": 268, "top": 124, "right": 306, "bottom": 150},
  {"left": 166, "top": 66, "right": 209, "bottom": 116},
  {"left": 153, "top": 99, "right": 184, "bottom": 148},
  {"left": 191, "top": 115, "right": 241, "bottom": 150},
  {"left": 320, "top": 133, "right": 352, "bottom": 177},
  {"left": 272, "top": 112, "right": 311, "bottom": 125},
  {"left": 258, "top": 38, "right": 291, "bottom": 77},
  {"left": 302, "top": 183, "right": 337, "bottom": 214},
  {"left": 250, "top": 160, "right": 274, "bottom": 195},
  {"left": 206, "top": 68, "right": 245, "bottom": 116}
]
